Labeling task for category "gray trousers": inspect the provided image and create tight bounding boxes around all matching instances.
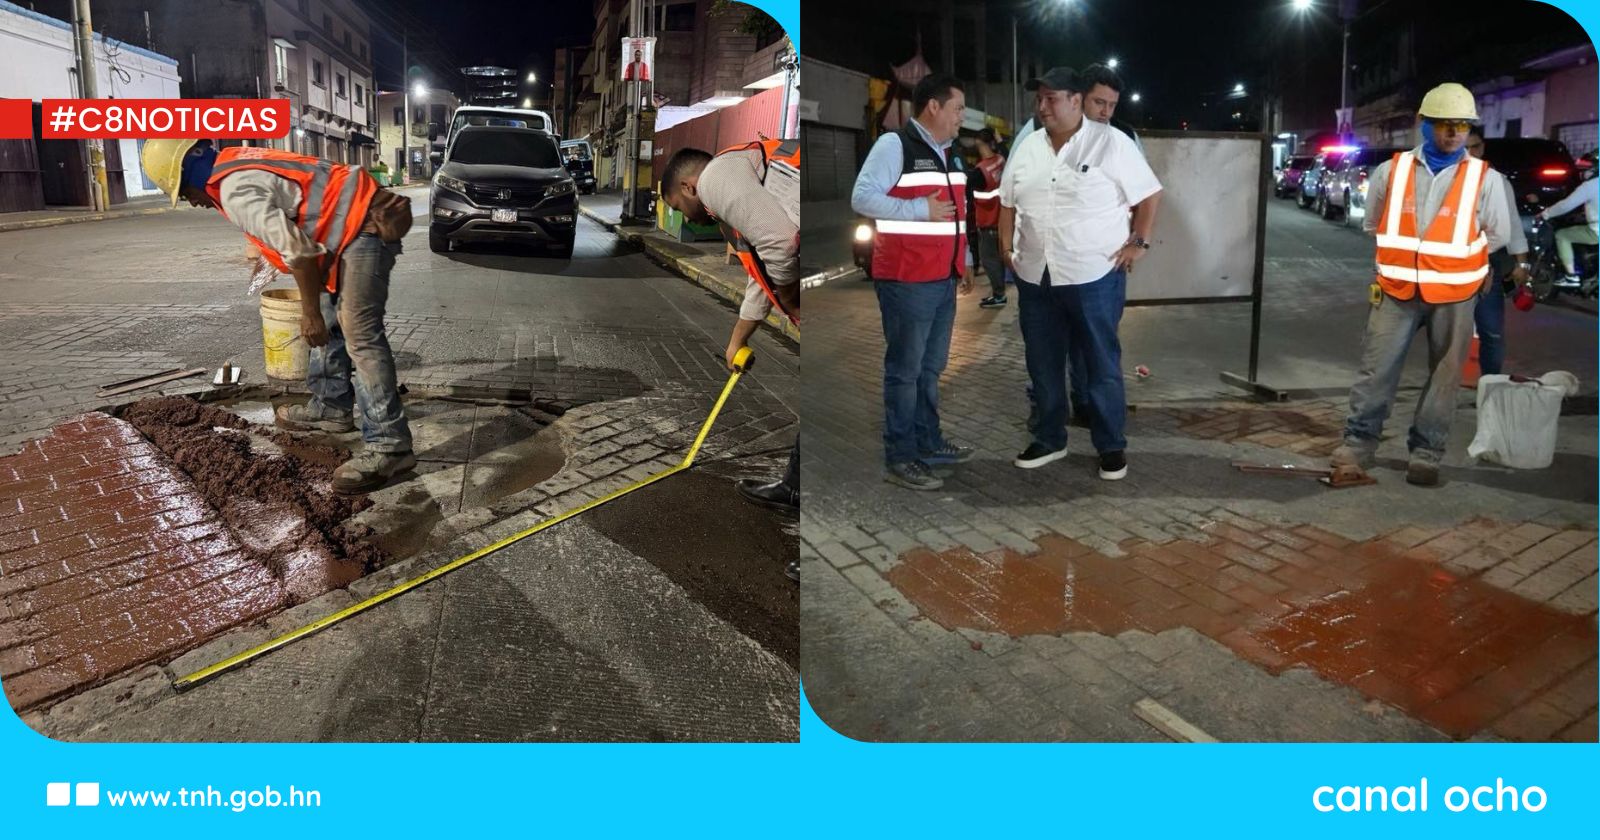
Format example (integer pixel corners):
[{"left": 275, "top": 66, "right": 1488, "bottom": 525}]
[{"left": 1343, "top": 290, "right": 1476, "bottom": 462}]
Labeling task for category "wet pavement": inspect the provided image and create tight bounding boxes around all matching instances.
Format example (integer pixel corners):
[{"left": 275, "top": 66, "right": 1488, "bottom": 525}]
[
  {"left": 802, "top": 197, "right": 1597, "bottom": 743},
  {"left": 1, "top": 187, "right": 800, "bottom": 739}
]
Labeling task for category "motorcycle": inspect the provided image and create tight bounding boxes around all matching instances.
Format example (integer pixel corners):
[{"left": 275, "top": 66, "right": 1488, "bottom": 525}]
[{"left": 1524, "top": 203, "right": 1598, "bottom": 302}]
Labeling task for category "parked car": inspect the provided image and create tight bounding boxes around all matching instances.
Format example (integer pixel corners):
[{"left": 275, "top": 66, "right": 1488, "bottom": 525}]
[
  {"left": 560, "top": 139, "right": 597, "bottom": 194},
  {"left": 1323, "top": 146, "right": 1404, "bottom": 224},
  {"left": 1275, "top": 155, "right": 1315, "bottom": 199},
  {"left": 1297, "top": 149, "right": 1350, "bottom": 211},
  {"left": 429, "top": 126, "right": 578, "bottom": 257}
]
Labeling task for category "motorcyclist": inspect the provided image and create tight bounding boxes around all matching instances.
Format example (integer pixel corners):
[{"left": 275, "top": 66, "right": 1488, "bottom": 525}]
[{"left": 1535, "top": 150, "right": 1599, "bottom": 288}]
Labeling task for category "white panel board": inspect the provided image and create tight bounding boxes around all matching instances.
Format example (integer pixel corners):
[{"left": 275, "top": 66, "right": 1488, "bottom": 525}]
[{"left": 1129, "top": 131, "right": 1266, "bottom": 303}]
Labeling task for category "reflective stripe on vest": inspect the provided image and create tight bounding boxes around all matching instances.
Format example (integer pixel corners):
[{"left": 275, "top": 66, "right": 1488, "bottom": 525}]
[
  {"left": 872, "top": 125, "right": 967, "bottom": 283},
  {"left": 973, "top": 155, "right": 1004, "bottom": 229},
  {"left": 711, "top": 138, "right": 800, "bottom": 324},
  {"left": 206, "top": 147, "right": 377, "bottom": 295},
  {"left": 1372, "top": 151, "right": 1489, "bottom": 304}
]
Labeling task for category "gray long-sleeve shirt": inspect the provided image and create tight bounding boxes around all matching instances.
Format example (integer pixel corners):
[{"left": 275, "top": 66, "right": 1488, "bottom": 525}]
[
  {"left": 698, "top": 147, "right": 799, "bottom": 321},
  {"left": 217, "top": 170, "right": 327, "bottom": 262},
  {"left": 1363, "top": 147, "right": 1513, "bottom": 253}
]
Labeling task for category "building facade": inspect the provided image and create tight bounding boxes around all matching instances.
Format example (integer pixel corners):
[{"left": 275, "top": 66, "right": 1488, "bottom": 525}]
[{"left": 376, "top": 87, "right": 459, "bottom": 182}]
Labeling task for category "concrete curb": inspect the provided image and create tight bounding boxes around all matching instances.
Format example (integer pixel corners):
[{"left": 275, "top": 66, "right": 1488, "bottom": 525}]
[
  {"left": 0, "top": 206, "right": 177, "bottom": 233},
  {"left": 580, "top": 204, "right": 800, "bottom": 342}
]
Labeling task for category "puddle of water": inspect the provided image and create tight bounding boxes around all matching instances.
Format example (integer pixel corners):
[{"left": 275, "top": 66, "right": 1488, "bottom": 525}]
[{"left": 887, "top": 531, "right": 1597, "bottom": 738}]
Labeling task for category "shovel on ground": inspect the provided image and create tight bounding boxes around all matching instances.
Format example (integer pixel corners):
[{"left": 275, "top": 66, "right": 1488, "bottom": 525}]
[{"left": 1230, "top": 460, "right": 1376, "bottom": 489}]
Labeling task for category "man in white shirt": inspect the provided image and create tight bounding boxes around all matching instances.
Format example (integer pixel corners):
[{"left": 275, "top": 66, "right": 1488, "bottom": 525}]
[
  {"left": 999, "top": 67, "right": 1162, "bottom": 481},
  {"left": 1536, "top": 153, "right": 1599, "bottom": 286}
]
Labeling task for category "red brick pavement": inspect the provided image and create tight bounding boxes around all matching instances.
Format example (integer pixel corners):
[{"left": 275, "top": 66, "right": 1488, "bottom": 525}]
[
  {"left": 886, "top": 513, "right": 1598, "bottom": 742},
  {"left": 1145, "top": 401, "right": 1348, "bottom": 458},
  {"left": 0, "top": 413, "right": 284, "bottom": 712}
]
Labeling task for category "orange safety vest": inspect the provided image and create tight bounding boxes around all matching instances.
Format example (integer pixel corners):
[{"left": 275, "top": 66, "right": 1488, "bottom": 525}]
[
  {"left": 712, "top": 138, "right": 800, "bottom": 324},
  {"left": 1373, "top": 151, "right": 1490, "bottom": 304},
  {"left": 205, "top": 146, "right": 378, "bottom": 294}
]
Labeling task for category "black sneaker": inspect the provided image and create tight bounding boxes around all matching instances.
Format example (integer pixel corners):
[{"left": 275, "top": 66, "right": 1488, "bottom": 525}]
[
  {"left": 1013, "top": 443, "right": 1067, "bottom": 469},
  {"left": 885, "top": 460, "right": 944, "bottom": 490},
  {"left": 1098, "top": 450, "right": 1128, "bottom": 480},
  {"left": 921, "top": 441, "right": 975, "bottom": 465},
  {"left": 979, "top": 294, "right": 1008, "bottom": 309}
]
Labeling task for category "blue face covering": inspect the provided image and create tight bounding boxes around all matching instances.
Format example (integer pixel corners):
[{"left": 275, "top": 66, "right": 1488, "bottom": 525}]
[
  {"left": 180, "top": 145, "right": 218, "bottom": 191},
  {"left": 1420, "top": 120, "right": 1467, "bottom": 173}
]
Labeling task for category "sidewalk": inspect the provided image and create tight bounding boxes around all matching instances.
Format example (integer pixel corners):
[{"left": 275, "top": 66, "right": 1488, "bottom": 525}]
[
  {"left": 0, "top": 182, "right": 431, "bottom": 234},
  {"left": 579, "top": 191, "right": 800, "bottom": 342},
  {"left": 801, "top": 268, "right": 1597, "bottom": 743}
]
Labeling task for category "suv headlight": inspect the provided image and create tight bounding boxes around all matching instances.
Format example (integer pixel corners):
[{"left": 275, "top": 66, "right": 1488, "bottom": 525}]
[
  {"left": 547, "top": 181, "right": 575, "bottom": 197},
  {"left": 435, "top": 174, "right": 468, "bottom": 194}
]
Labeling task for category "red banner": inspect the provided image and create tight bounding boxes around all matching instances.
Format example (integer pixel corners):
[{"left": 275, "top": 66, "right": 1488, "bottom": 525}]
[{"left": 38, "top": 99, "right": 291, "bottom": 139}]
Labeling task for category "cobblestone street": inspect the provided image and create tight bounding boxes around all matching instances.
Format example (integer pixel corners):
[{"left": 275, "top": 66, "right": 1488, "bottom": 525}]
[
  {"left": 1, "top": 189, "right": 799, "bottom": 741},
  {"left": 801, "top": 199, "right": 1597, "bottom": 742}
]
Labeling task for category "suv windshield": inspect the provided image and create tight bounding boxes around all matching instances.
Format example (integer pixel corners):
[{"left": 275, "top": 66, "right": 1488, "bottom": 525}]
[{"left": 451, "top": 131, "right": 560, "bottom": 168}]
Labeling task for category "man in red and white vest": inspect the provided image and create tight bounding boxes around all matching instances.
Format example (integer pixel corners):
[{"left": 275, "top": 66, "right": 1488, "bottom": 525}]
[
  {"left": 1332, "top": 83, "right": 1514, "bottom": 487},
  {"left": 140, "top": 139, "right": 416, "bottom": 494},
  {"left": 851, "top": 73, "right": 975, "bottom": 491},
  {"left": 970, "top": 128, "right": 1009, "bottom": 309}
]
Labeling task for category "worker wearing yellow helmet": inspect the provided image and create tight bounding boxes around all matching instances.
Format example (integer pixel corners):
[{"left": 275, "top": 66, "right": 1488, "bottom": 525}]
[
  {"left": 1330, "top": 82, "right": 1514, "bottom": 487},
  {"left": 140, "top": 138, "right": 417, "bottom": 494}
]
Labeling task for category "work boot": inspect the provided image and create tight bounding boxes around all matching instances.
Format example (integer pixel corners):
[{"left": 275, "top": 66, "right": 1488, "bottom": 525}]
[
  {"left": 1406, "top": 457, "right": 1440, "bottom": 487},
  {"left": 737, "top": 477, "right": 799, "bottom": 515},
  {"left": 1329, "top": 442, "right": 1375, "bottom": 471},
  {"left": 275, "top": 404, "right": 354, "bottom": 433},
  {"left": 331, "top": 449, "right": 417, "bottom": 495}
]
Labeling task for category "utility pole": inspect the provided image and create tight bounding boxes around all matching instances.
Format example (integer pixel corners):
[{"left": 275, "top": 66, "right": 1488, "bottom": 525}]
[
  {"left": 402, "top": 31, "right": 410, "bottom": 184},
  {"left": 621, "top": 0, "right": 641, "bottom": 222},
  {"left": 71, "top": 0, "right": 109, "bottom": 211}
]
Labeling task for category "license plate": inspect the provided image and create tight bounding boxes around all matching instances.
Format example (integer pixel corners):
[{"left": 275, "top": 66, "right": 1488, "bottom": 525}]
[{"left": 491, "top": 209, "right": 517, "bottom": 223}]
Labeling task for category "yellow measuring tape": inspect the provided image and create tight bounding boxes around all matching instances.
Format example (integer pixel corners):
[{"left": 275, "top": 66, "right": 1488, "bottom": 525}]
[{"left": 173, "top": 346, "right": 756, "bottom": 692}]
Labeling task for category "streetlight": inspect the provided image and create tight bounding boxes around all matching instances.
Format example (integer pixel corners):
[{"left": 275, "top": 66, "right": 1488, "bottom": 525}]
[
  {"left": 522, "top": 98, "right": 532, "bottom": 108},
  {"left": 1233, "top": 82, "right": 1246, "bottom": 94},
  {"left": 1130, "top": 92, "right": 1142, "bottom": 103},
  {"left": 1291, "top": 0, "right": 1354, "bottom": 142},
  {"left": 412, "top": 82, "right": 426, "bottom": 98},
  {"left": 527, "top": 71, "right": 536, "bottom": 83},
  {"left": 1107, "top": 57, "right": 1119, "bottom": 69},
  {"left": 1292, "top": 0, "right": 1313, "bottom": 9}
]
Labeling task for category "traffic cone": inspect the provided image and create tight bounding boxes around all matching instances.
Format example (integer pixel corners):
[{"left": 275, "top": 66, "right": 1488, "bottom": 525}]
[{"left": 1460, "top": 331, "right": 1481, "bottom": 389}]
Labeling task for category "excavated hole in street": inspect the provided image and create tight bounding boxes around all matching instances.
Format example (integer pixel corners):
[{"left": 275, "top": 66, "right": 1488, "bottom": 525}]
[{"left": 114, "top": 394, "right": 568, "bottom": 603}]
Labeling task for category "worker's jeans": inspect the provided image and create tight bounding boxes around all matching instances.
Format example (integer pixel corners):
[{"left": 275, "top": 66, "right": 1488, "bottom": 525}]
[
  {"left": 875, "top": 277, "right": 955, "bottom": 465},
  {"left": 1344, "top": 290, "right": 1476, "bottom": 463},
  {"left": 305, "top": 234, "right": 413, "bottom": 454},
  {"left": 1018, "top": 268, "right": 1127, "bottom": 455},
  {"left": 1474, "top": 250, "right": 1515, "bottom": 376}
]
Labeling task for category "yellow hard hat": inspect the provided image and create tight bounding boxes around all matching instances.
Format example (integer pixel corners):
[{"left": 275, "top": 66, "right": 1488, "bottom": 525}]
[
  {"left": 1418, "top": 83, "right": 1479, "bottom": 122},
  {"left": 139, "top": 138, "right": 203, "bottom": 207}
]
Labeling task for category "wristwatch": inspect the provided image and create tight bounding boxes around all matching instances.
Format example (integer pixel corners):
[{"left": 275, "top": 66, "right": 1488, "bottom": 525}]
[{"left": 1130, "top": 236, "right": 1151, "bottom": 250}]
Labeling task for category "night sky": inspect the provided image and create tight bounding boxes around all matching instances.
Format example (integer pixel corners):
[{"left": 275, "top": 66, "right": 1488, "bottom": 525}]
[
  {"left": 369, "top": 0, "right": 597, "bottom": 99},
  {"left": 802, "top": 0, "right": 1589, "bottom": 131}
]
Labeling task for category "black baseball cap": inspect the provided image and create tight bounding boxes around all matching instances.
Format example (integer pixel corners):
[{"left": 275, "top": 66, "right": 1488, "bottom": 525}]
[{"left": 1024, "top": 67, "right": 1080, "bottom": 93}]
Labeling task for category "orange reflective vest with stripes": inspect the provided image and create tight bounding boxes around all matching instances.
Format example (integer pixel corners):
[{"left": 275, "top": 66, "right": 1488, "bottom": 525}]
[
  {"left": 871, "top": 124, "right": 967, "bottom": 283},
  {"left": 1373, "top": 151, "right": 1490, "bottom": 304},
  {"left": 204, "top": 147, "right": 378, "bottom": 294},
  {"left": 714, "top": 138, "right": 800, "bottom": 325},
  {"left": 972, "top": 154, "right": 1005, "bottom": 230}
]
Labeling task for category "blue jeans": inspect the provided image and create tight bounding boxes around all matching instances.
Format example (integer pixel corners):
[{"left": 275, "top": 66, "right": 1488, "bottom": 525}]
[
  {"left": 306, "top": 234, "right": 413, "bottom": 453},
  {"left": 1017, "top": 268, "right": 1127, "bottom": 454},
  {"left": 875, "top": 278, "right": 955, "bottom": 465},
  {"left": 1344, "top": 291, "right": 1476, "bottom": 462},
  {"left": 1474, "top": 250, "right": 1513, "bottom": 376}
]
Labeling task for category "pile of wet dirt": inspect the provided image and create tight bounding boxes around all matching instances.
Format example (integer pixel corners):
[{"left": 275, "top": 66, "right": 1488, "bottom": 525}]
[
  {"left": 586, "top": 467, "right": 798, "bottom": 667},
  {"left": 116, "top": 397, "right": 387, "bottom": 591}
]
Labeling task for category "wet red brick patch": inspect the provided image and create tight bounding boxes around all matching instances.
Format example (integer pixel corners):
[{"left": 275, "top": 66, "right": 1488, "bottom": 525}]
[
  {"left": 1145, "top": 400, "right": 1346, "bottom": 457},
  {"left": 887, "top": 517, "right": 1597, "bottom": 741},
  {"left": 0, "top": 409, "right": 366, "bottom": 713}
]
